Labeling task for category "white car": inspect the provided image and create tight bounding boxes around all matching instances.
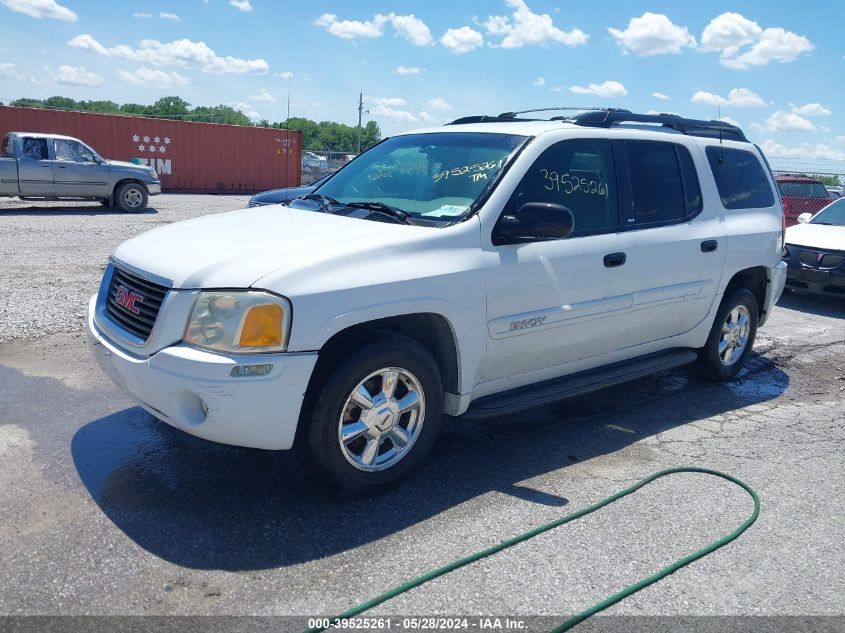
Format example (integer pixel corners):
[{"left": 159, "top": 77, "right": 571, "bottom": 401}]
[
  {"left": 87, "top": 109, "right": 787, "bottom": 494},
  {"left": 783, "top": 198, "right": 845, "bottom": 295}
]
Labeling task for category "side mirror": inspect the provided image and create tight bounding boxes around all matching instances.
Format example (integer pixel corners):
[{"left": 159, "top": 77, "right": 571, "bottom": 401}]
[
  {"left": 494, "top": 202, "right": 575, "bottom": 244},
  {"left": 796, "top": 212, "right": 812, "bottom": 224}
]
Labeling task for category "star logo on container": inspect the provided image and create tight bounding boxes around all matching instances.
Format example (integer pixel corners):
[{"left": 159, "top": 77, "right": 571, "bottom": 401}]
[
  {"left": 138, "top": 144, "right": 145, "bottom": 152},
  {"left": 132, "top": 134, "right": 139, "bottom": 142}
]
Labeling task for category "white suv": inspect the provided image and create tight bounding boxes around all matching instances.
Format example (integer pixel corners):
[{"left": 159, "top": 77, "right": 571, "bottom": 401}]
[{"left": 87, "top": 109, "right": 787, "bottom": 494}]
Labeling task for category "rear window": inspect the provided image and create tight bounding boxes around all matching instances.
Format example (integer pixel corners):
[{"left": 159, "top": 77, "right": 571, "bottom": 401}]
[
  {"left": 706, "top": 147, "right": 775, "bottom": 210},
  {"left": 778, "top": 181, "right": 831, "bottom": 199}
]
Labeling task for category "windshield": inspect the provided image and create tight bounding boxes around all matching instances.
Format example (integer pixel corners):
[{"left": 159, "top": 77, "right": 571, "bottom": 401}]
[
  {"left": 313, "top": 132, "right": 527, "bottom": 221},
  {"left": 811, "top": 198, "right": 845, "bottom": 225},
  {"left": 778, "top": 181, "right": 831, "bottom": 199}
]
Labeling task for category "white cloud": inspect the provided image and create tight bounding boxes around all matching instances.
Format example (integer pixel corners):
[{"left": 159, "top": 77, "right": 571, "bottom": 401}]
[
  {"left": 690, "top": 88, "right": 765, "bottom": 108},
  {"left": 133, "top": 12, "right": 152, "bottom": 19},
  {"left": 790, "top": 102, "right": 831, "bottom": 116},
  {"left": 0, "top": 0, "right": 77, "bottom": 22},
  {"left": 117, "top": 67, "right": 189, "bottom": 88},
  {"left": 0, "top": 61, "right": 18, "bottom": 77},
  {"left": 229, "top": 0, "right": 252, "bottom": 11},
  {"left": 440, "top": 26, "right": 484, "bottom": 54},
  {"left": 395, "top": 66, "right": 423, "bottom": 75},
  {"left": 419, "top": 111, "right": 434, "bottom": 123},
  {"left": 836, "top": 136, "right": 845, "bottom": 143},
  {"left": 701, "top": 13, "right": 812, "bottom": 69},
  {"left": 608, "top": 13, "right": 695, "bottom": 56},
  {"left": 719, "top": 115, "right": 741, "bottom": 127},
  {"left": 274, "top": 70, "right": 293, "bottom": 79},
  {"left": 250, "top": 90, "right": 276, "bottom": 103},
  {"left": 485, "top": 0, "right": 587, "bottom": 48},
  {"left": 229, "top": 101, "right": 262, "bottom": 120},
  {"left": 570, "top": 80, "right": 627, "bottom": 98},
  {"left": 761, "top": 139, "right": 845, "bottom": 161},
  {"left": 762, "top": 110, "right": 816, "bottom": 132},
  {"left": 371, "top": 96, "right": 407, "bottom": 107},
  {"left": 159, "top": 12, "right": 180, "bottom": 21},
  {"left": 388, "top": 14, "right": 434, "bottom": 46},
  {"left": 68, "top": 34, "right": 269, "bottom": 74},
  {"left": 370, "top": 104, "right": 418, "bottom": 123},
  {"left": 652, "top": 92, "right": 670, "bottom": 100},
  {"left": 314, "top": 13, "right": 387, "bottom": 39},
  {"left": 533, "top": 77, "right": 546, "bottom": 86},
  {"left": 54, "top": 64, "right": 103, "bottom": 87},
  {"left": 424, "top": 96, "right": 452, "bottom": 111}
]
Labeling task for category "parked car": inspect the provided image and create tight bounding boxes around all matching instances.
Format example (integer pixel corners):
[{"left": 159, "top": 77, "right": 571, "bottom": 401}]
[
  {"left": 783, "top": 198, "right": 845, "bottom": 296},
  {"left": 826, "top": 186, "right": 842, "bottom": 199},
  {"left": 302, "top": 151, "right": 328, "bottom": 171},
  {"left": 776, "top": 175, "right": 833, "bottom": 227},
  {"left": 0, "top": 132, "right": 161, "bottom": 212},
  {"left": 87, "top": 109, "right": 786, "bottom": 494},
  {"left": 246, "top": 173, "right": 332, "bottom": 208}
]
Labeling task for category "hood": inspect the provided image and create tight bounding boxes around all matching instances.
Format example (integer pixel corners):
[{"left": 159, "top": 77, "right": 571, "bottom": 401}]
[
  {"left": 784, "top": 223, "right": 845, "bottom": 251},
  {"left": 107, "top": 159, "right": 154, "bottom": 172},
  {"left": 112, "top": 206, "right": 433, "bottom": 288}
]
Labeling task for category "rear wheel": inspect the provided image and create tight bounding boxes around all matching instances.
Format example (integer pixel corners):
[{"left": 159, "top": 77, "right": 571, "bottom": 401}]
[
  {"left": 115, "top": 182, "right": 148, "bottom": 213},
  {"left": 300, "top": 333, "right": 443, "bottom": 495},
  {"left": 697, "top": 288, "right": 758, "bottom": 380}
]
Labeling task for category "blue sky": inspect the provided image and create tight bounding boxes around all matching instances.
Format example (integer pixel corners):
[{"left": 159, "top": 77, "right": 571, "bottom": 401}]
[{"left": 1, "top": 0, "right": 843, "bottom": 171}]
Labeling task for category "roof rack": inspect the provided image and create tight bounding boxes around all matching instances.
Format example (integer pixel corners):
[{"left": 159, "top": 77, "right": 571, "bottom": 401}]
[{"left": 447, "top": 107, "right": 749, "bottom": 143}]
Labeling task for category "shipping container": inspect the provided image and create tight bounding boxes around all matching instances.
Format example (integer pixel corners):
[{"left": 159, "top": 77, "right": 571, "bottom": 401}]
[{"left": 0, "top": 106, "right": 301, "bottom": 193}]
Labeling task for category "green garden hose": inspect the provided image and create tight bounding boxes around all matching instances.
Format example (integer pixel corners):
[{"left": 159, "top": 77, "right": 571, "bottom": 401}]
[{"left": 308, "top": 467, "right": 760, "bottom": 633}]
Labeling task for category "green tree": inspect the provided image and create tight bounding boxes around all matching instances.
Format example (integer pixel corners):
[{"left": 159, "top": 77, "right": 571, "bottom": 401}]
[{"left": 809, "top": 174, "right": 842, "bottom": 187}]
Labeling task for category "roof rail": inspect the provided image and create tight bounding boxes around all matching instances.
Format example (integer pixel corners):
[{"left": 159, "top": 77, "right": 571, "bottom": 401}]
[
  {"left": 446, "top": 107, "right": 749, "bottom": 143},
  {"left": 570, "top": 110, "right": 748, "bottom": 142}
]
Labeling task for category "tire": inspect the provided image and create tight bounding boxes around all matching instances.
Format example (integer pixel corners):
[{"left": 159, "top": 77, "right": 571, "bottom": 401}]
[
  {"left": 114, "top": 182, "right": 148, "bottom": 213},
  {"left": 697, "top": 288, "right": 759, "bottom": 380},
  {"left": 300, "top": 333, "right": 444, "bottom": 495}
]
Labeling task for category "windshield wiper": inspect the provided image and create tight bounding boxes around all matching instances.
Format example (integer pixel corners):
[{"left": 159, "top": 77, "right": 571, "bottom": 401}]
[
  {"left": 299, "top": 192, "right": 341, "bottom": 213},
  {"left": 344, "top": 201, "right": 412, "bottom": 224}
]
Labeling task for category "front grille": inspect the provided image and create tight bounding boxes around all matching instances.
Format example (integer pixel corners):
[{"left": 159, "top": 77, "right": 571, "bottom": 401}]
[
  {"left": 106, "top": 266, "right": 168, "bottom": 341},
  {"left": 800, "top": 250, "right": 845, "bottom": 269}
]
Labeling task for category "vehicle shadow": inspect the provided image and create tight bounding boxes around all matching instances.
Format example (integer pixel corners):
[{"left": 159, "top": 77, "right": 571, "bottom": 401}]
[
  {"left": 0, "top": 203, "right": 158, "bottom": 216},
  {"left": 71, "top": 354, "right": 788, "bottom": 571},
  {"left": 777, "top": 290, "right": 845, "bottom": 318}
]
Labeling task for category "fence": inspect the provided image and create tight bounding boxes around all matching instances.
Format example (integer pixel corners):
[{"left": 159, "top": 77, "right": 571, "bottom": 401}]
[
  {"left": 772, "top": 170, "right": 843, "bottom": 226},
  {"left": 300, "top": 149, "right": 359, "bottom": 185}
]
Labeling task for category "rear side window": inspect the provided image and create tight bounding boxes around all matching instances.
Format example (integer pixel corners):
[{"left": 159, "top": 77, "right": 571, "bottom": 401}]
[
  {"left": 508, "top": 138, "right": 619, "bottom": 235},
  {"left": 626, "top": 141, "right": 701, "bottom": 225},
  {"left": 706, "top": 147, "right": 775, "bottom": 209},
  {"left": 778, "top": 181, "right": 830, "bottom": 199}
]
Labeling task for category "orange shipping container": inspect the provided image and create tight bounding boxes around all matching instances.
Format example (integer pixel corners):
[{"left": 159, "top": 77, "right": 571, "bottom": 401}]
[{"left": 0, "top": 106, "right": 301, "bottom": 193}]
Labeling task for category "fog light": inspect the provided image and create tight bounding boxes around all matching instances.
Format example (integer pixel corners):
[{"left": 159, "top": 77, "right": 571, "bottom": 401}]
[{"left": 230, "top": 363, "right": 273, "bottom": 377}]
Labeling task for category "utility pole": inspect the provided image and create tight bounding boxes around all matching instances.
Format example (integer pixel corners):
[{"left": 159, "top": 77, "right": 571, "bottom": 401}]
[{"left": 356, "top": 92, "right": 363, "bottom": 154}]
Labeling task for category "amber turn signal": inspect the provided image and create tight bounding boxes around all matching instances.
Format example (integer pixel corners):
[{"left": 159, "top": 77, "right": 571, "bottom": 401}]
[{"left": 239, "top": 304, "right": 283, "bottom": 347}]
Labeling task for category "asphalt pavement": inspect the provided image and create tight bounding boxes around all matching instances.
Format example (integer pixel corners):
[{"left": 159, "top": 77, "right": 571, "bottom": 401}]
[{"left": 0, "top": 195, "right": 843, "bottom": 631}]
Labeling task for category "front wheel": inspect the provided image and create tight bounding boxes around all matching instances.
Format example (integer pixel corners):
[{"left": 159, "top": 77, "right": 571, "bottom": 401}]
[
  {"left": 114, "top": 182, "right": 148, "bottom": 213},
  {"left": 300, "top": 333, "right": 444, "bottom": 495},
  {"left": 697, "top": 288, "right": 759, "bottom": 380}
]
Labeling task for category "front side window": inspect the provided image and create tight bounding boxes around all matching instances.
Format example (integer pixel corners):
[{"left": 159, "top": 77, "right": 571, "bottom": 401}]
[
  {"left": 706, "top": 146, "right": 775, "bottom": 210},
  {"left": 506, "top": 139, "right": 619, "bottom": 235},
  {"left": 313, "top": 132, "right": 527, "bottom": 221},
  {"left": 54, "top": 139, "right": 95, "bottom": 163}
]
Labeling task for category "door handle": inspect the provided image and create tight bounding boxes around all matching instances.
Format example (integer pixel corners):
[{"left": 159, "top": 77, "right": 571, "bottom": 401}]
[
  {"left": 58, "top": 165, "right": 67, "bottom": 168},
  {"left": 41, "top": 164, "right": 51, "bottom": 168},
  {"left": 701, "top": 239, "right": 718, "bottom": 253},
  {"left": 603, "top": 252, "right": 627, "bottom": 268}
]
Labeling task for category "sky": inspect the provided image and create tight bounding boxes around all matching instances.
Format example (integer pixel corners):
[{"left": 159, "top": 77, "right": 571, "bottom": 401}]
[{"left": 0, "top": 0, "right": 843, "bottom": 172}]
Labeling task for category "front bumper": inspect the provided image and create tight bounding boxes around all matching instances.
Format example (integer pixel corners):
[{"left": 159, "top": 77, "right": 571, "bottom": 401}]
[
  {"left": 783, "top": 246, "right": 845, "bottom": 297},
  {"left": 146, "top": 182, "right": 162, "bottom": 196},
  {"left": 86, "top": 296, "right": 318, "bottom": 450}
]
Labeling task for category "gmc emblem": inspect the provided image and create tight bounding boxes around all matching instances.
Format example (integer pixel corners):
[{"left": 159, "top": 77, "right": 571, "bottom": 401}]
[{"left": 115, "top": 284, "right": 144, "bottom": 315}]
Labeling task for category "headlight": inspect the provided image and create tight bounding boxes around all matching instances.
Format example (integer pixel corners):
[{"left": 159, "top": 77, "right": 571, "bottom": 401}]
[
  {"left": 183, "top": 291, "right": 291, "bottom": 353},
  {"left": 148, "top": 169, "right": 158, "bottom": 180}
]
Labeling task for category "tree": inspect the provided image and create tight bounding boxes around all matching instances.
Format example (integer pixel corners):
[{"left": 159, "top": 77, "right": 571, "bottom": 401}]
[{"left": 809, "top": 174, "right": 842, "bottom": 187}]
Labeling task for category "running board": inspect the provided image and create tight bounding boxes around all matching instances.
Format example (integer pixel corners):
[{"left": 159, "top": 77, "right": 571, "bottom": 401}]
[{"left": 462, "top": 349, "right": 699, "bottom": 420}]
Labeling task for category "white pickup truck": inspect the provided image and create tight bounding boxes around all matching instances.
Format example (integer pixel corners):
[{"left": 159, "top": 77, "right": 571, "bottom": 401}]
[
  {"left": 1, "top": 132, "right": 161, "bottom": 212},
  {"left": 87, "top": 109, "right": 787, "bottom": 494}
]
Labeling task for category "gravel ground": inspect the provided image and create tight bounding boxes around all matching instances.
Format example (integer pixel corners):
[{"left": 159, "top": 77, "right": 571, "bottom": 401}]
[
  {"left": 0, "top": 195, "right": 843, "bottom": 631},
  {"left": 0, "top": 195, "right": 249, "bottom": 342}
]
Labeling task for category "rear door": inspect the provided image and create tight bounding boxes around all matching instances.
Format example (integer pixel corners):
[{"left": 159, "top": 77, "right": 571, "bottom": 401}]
[
  {"left": 620, "top": 140, "right": 726, "bottom": 345},
  {"left": 17, "top": 136, "right": 54, "bottom": 195},
  {"left": 51, "top": 138, "right": 109, "bottom": 197}
]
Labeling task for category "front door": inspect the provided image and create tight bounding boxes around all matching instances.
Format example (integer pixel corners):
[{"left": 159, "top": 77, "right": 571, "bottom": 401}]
[
  {"left": 480, "top": 138, "right": 633, "bottom": 389},
  {"left": 51, "top": 138, "right": 109, "bottom": 197},
  {"left": 17, "top": 137, "right": 53, "bottom": 195}
]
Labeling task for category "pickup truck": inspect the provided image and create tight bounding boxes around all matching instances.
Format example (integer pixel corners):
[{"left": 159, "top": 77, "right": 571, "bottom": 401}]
[{"left": 1, "top": 132, "right": 161, "bottom": 212}]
